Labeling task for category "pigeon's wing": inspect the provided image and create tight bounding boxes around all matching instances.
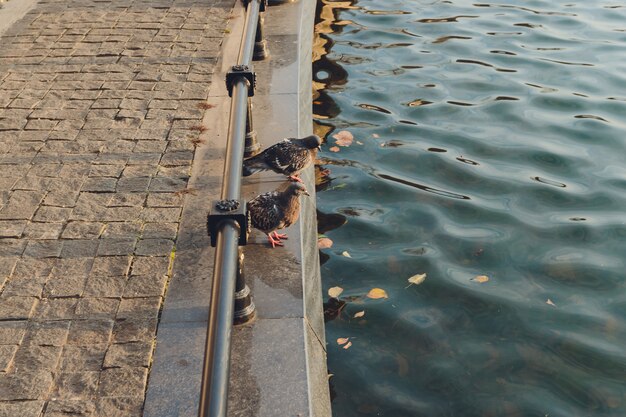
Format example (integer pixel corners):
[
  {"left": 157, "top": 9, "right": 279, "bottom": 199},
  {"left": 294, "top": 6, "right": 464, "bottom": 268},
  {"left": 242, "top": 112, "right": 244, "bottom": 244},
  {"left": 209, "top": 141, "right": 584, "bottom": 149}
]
[
  {"left": 248, "top": 191, "right": 283, "bottom": 233},
  {"left": 263, "top": 139, "right": 309, "bottom": 175}
]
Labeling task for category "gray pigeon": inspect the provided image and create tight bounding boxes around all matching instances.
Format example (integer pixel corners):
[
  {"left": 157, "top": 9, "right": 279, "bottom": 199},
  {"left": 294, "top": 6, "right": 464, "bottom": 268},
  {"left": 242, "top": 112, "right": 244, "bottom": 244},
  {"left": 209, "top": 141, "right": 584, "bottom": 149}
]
[
  {"left": 242, "top": 134, "right": 322, "bottom": 182},
  {"left": 248, "top": 182, "right": 310, "bottom": 248}
]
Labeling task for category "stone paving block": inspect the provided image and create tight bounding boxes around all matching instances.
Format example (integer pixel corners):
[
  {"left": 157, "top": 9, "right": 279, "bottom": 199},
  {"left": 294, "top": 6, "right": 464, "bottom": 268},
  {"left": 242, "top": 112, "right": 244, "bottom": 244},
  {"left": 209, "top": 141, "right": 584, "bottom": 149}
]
[
  {"left": 0, "top": 370, "right": 53, "bottom": 400},
  {"left": 23, "top": 240, "right": 63, "bottom": 258},
  {"left": 53, "top": 371, "right": 99, "bottom": 398},
  {"left": 107, "top": 193, "right": 146, "bottom": 207},
  {"left": 1, "top": 272, "right": 48, "bottom": 297},
  {"left": 22, "top": 222, "right": 64, "bottom": 240},
  {"left": 145, "top": 193, "right": 184, "bottom": 208},
  {"left": 11, "top": 345, "right": 62, "bottom": 373},
  {"left": 0, "top": 220, "right": 26, "bottom": 238},
  {"left": 61, "top": 222, "right": 104, "bottom": 239},
  {"left": 0, "top": 345, "right": 18, "bottom": 372},
  {"left": 0, "top": 296, "right": 38, "bottom": 321},
  {"left": 83, "top": 275, "right": 128, "bottom": 298},
  {"left": 117, "top": 297, "right": 162, "bottom": 320},
  {"left": 91, "top": 256, "right": 132, "bottom": 277},
  {"left": 148, "top": 176, "right": 188, "bottom": 192},
  {"left": 23, "top": 321, "right": 71, "bottom": 347},
  {"left": 94, "top": 396, "right": 143, "bottom": 417},
  {"left": 0, "top": 190, "right": 45, "bottom": 220},
  {"left": 139, "top": 207, "right": 182, "bottom": 223},
  {"left": 103, "top": 341, "right": 152, "bottom": 368},
  {"left": 33, "top": 206, "right": 73, "bottom": 222},
  {"left": 74, "top": 297, "right": 119, "bottom": 320},
  {"left": 43, "top": 274, "right": 88, "bottom": 298},
  {"left": 124, "top": 273, "right": 168, "bottom": 298},
  {"left": 81, "top": 177, "right": 118, "bottom": 192},
  {"left": 45, "top": 399, "right": 96, "bottom": 416},
  {"left": 60, "top": 239, "right": 100, "bottom": 258},
  {"left": 67, "top": 319, "right": 114, "bottom": 346},
  {"left": 34, "top": 298, "right": 77, "bottom": 321},
  {"left": 0, "top": 400, "right": 45, "bottom": 417},
  {"left": 112, "top": 318, "right": 158, "bottom": 344},
  {"left": 142, "top": 222, "right": 178, "bottom": 239},
  {"left": 102, "top": 206, "right": 142, "bottom": 222},
  {"left": 0, "top": 322, "right": 27, "bottom": 346},
  {"left": 130, "top": 256, "right": 169, "bottom": 276},
  {"left": 59, "top": 344, "right": 107, "bottom": 372},
  {"left": 98, "top": 367, "right": 147, "bottom": 397},
  {"left": 43, "top": 191, "right": 81, "bottom": 207},
  {"left": 135, "top": 238, "right": 174, "bottom": 256},
  {"left": 96, "top": 238, "right": 137, "bottom": 257},
  {"left": 101, "top": 222, "right": 142, "bottom": 239}
]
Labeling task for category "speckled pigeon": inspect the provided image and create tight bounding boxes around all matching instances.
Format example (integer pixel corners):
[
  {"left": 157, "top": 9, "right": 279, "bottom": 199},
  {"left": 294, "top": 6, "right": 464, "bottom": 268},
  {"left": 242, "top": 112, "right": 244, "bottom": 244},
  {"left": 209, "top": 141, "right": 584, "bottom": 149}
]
[
  {"left": 242, "top": 134, "right": 322, "bottom": 182},
  {"left": 248, "top": 182, "right": 310, "bottom": 248}
]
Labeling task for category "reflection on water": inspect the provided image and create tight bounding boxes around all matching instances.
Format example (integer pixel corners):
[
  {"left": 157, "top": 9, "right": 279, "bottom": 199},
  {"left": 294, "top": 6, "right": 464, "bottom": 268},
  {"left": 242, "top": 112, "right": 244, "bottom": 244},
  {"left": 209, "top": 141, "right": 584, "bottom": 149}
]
[{"left": 313, "top": 0, "right": 626, "bottom": 416}]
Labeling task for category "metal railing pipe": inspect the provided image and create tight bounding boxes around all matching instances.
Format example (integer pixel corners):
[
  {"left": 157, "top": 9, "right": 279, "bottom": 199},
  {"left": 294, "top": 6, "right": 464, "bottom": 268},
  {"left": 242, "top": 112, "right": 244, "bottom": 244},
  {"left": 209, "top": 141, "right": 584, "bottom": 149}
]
[
  {"left": 238, "top": 0, "right": 262, "bottom": 66},
  {"left": 221, "top": 80, "right": 249, "bottom": 200},
  {"left": 198, "top": 221, "right": 240, "bottom": 417},
  {"left": 198, "top": 79, "right": 253, "bottom": 417}
]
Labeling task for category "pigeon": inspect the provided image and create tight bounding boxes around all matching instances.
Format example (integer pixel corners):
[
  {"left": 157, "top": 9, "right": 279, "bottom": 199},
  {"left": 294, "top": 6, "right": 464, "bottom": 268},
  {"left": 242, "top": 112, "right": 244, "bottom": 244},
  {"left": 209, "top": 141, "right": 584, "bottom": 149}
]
[
  {"left": 242, "top": 134, "right": 322, "bottom": 182},
  {"left": 248, "top": 182, "right": 310, "bottom": 248}
]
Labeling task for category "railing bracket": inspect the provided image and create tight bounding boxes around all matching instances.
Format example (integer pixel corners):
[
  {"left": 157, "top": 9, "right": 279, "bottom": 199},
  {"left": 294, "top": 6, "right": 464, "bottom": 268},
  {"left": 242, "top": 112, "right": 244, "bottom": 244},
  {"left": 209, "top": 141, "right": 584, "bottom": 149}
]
[
  {"left": 225, "top": 65, "right": 256, "bottom": 97},
  {"left": 207, "top": 199, "right": 250, "bottom": 247}
]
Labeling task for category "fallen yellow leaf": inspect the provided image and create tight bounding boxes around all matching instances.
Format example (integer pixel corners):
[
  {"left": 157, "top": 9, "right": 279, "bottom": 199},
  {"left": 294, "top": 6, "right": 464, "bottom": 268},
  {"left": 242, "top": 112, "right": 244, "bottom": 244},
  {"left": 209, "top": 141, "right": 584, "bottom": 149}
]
[
  {"left": 342, "top": 251, "right": 351, "bottom": 258},
  {"left": 318, "top": 237, "right": 333, "bottom": 249},
  {"left": 343, "top": 341, "right": 352, "bottom": 349},
  {"left": 336, "top": 337, "right": 349, "bottom": 345},
  {"left": 546, "top": 299, "right": 556, "bottom": 307},
  {"left": 407, "top": 273, "right": 426, "bottom": 287},
  {"left": 328, "top": 286, "right": 343, "bottom": 299},
  {"left": 472, "top": 275, "right": 489, "bottom": 283},
  {"left": 353, "top": 310, "right": 365, "bottom": 318},
  {"left": 329, "top": 146, "right": 340, "bottom": 152},
  {"left": 367, "top": 288, "right": 388, "bottom": 299}
]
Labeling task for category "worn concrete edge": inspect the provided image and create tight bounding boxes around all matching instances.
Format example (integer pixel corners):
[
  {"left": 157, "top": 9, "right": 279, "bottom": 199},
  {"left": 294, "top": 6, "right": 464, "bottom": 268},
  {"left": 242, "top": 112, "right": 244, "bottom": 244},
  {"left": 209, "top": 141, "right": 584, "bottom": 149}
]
[
  {"left": 0, "top": 0, "right": 39, "bottom": 37},
  {"left": 294, "top": 0, "right": 333, "bottom": 416}
]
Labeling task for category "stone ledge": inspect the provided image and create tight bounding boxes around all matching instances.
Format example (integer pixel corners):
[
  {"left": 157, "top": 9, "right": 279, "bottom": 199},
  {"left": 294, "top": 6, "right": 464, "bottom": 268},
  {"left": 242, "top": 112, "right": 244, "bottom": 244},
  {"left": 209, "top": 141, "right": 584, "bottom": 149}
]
[{"left": 143, "top": 0, "right": 331, "bottom": 416}]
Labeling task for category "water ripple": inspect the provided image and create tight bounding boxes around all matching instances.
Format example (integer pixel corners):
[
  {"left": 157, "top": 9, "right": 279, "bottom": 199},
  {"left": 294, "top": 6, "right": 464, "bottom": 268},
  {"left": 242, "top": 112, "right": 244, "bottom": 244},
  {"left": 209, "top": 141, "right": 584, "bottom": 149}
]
[{"left": 315, "top": 0, "right": 626, "bottom": 414}]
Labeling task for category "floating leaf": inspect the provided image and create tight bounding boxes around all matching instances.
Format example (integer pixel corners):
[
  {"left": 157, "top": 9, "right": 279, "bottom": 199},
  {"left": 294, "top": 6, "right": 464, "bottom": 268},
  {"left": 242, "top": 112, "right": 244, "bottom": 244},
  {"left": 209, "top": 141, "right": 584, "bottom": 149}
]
[
  {"left": 330, "top": 183, "right": 347, "bottom": 191},
  {"left": 342, "top": 251, "right": 352, "bottom": 258},
  {"left": 343, "top": 341, "right": 352, "bottom": 349},
  {"left": 546, "top": 299, "right": 557, "bottom": 307},
  {"left": 372, "top": 133, "right": 380, "bottom": 138},
  {"left": 472, "top": 275, "right": 489, "bottom": 283},
  {"left": 407, "top": 273, "right": 427, "bottom": 287},
  {"left": 329, "top": 146, "right": 340, "bottom": 152},
  {"left": 318, "top": 237, "right": 333, "bottom": 249},
  {"left": 337, "top": 337, "right": 350, "bottom": 345},
  {"left": 328, "top": 286, "right": 344, "bottom": 299},
  {"left": 353, "top": 310, "right": 365, "bottom": 318},
  {"left": 356, "top": 141, "right": 364, "bottom": 145},
  {"left": 333, "top": 130, "right": 354, "bottom": 147},
  {"left": 367, "top": 288, "right": 388, "bottom": 299}
]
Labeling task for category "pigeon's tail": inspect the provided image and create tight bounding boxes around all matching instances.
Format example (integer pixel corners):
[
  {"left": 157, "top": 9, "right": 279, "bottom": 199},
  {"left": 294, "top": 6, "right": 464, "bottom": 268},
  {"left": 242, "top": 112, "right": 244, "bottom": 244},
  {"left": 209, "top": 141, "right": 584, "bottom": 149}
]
[{"left": 242, "top": 157, "right": 268, "bottom": 176}]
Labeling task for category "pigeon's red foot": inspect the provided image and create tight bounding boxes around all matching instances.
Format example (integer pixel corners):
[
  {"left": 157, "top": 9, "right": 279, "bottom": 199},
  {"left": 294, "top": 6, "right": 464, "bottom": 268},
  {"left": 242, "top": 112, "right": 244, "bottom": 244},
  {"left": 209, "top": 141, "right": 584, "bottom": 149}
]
[
  {"left": 288, "top": 175, "right": 303, "bottom": 183},
  {"left": 271, "top": 231, "right": 288, "bottom": 240},
  {"left": 267, "top": 233, "right": 284, "bottom": 248}
]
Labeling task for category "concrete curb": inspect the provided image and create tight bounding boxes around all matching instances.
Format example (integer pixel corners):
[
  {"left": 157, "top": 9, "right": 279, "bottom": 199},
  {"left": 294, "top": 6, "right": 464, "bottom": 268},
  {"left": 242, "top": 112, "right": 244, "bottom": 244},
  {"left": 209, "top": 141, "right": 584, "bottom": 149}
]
[{"left": 143, "top": 0, "right": 331, "bottom": 415}]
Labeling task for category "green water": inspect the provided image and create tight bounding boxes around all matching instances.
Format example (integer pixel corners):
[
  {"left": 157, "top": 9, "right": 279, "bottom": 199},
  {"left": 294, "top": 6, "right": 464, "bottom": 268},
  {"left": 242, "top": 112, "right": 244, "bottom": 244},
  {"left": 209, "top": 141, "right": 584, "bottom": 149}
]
[{"left": 313, "top": 1, "right": 626, "bottom": 416}]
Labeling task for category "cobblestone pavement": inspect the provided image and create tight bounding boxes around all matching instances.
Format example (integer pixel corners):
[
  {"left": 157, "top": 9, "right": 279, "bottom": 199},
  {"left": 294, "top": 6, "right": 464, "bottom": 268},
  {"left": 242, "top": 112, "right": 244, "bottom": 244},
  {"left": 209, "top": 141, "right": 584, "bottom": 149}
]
[{"left": 0, "top": 0, "right": 233, "bottom": 415}]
